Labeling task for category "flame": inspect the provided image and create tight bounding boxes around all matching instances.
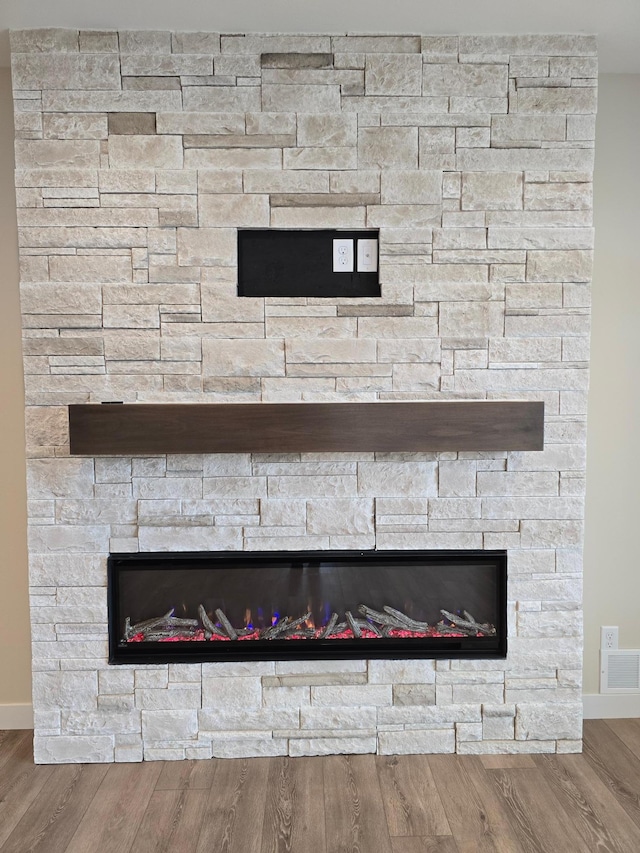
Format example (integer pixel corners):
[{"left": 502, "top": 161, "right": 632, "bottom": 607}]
[
  {"left": 305, "top": 601, "right": 315, "bottom": 630},
  {"left": 244, "top": 608, "right": 253, "bottom": 630}
]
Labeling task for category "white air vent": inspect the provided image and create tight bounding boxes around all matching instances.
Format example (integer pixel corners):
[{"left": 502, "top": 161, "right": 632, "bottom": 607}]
[{"left": 600, "top": 650, "right": 640, "bottom": 693}]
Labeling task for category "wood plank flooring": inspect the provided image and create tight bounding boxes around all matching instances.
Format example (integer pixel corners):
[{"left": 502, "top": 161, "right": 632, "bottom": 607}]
[{"left": 2, "top": 720, "right": 640, "bottom": 853}]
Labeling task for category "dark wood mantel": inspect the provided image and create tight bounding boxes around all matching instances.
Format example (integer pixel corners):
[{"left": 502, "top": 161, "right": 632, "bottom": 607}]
[{"left": 68, "top": 401, "right": 544, "bottom": 455}]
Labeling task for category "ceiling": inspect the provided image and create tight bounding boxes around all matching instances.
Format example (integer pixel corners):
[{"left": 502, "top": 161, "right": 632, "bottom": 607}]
[{"left": 1, "top": 0, "right": 639, "bottom": 73}]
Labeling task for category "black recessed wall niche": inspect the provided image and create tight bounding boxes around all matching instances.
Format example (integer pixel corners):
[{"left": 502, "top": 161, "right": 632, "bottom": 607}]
[{"left": 238, "top": 229, "right": 381, "bottom": 298}]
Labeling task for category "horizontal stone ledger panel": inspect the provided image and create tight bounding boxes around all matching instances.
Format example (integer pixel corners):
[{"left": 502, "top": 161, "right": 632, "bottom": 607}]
[{"left": 68, "top": 401, "right": 544, "bottom": 454}]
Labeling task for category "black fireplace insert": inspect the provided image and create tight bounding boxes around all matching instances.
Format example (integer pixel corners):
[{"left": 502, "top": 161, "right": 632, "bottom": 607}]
[{"left": 108, "top": 550, "right": 507, "bottom": 664}]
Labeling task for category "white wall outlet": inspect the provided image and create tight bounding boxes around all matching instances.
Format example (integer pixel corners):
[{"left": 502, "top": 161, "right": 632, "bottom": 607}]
[
  {"left": 333, "top": 238, "right": 354, "bottom": 272},
  {"left": 357, "top": 238, "right": 378, "bottom": 273},
  {"left": 601, "top": 626, "right": 619, "bottom": 650}
]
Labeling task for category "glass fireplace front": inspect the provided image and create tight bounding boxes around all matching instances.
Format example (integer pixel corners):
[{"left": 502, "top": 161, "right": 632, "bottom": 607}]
[{"left": 108, "top": 550, "right": 507, "bottom": 663}]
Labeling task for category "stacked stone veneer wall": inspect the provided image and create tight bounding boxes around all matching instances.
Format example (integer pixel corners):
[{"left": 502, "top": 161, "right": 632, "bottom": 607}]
[{"left": 11, "top": 29, "right": 595, "bottom": 763}]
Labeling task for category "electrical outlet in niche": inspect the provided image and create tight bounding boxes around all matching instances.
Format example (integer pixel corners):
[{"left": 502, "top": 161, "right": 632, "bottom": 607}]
[{"left": 237, "top": 229, "right": 380, "bottom": 298}]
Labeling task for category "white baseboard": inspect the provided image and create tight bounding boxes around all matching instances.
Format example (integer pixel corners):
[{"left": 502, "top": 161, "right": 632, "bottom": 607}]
[
  {"left": 0, "top": 703, "right": 34, "bottom": 729},
  {"left": 583, "top": 693, "right": 640, "bottom": 719}
]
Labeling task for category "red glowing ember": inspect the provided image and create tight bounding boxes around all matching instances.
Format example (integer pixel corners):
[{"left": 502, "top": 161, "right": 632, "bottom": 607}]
[{"left": 123, "top": 602, "right": 494, "bottom": 645}]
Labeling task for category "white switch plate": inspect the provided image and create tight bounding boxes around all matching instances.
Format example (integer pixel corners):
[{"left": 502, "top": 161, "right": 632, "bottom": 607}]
[
  {"left": 357, "top": 238, "right": 378, "bottom": 273},
  {"left": 333, "top": 238, "right": 354, "bottom": 272}
]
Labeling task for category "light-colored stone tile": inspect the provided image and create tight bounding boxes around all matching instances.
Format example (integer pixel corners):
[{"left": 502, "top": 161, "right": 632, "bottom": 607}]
[
  {"left": 297, "top": 114, "right": 357, "bottom": 147},
  {"left": 177, "top": 228, "right": 235, "bottom": 266},
  {"left": 33, "top": 671, "right": 98, "bottom": 711},
  {"left": 358, "top": 127, "right": 418, "bottom": 169},
  {"left": 34, "top": 735, "right": 113, "bottom": 764},
  {"left": 271, "top": 206, "right": 366, "bottom": 229},
  {"left": 311, "top": 685, "right": 391, "bottom": 707},
  {"left": 243, "top": 169, "right": 329, "bottom": 193},
  {"left": 262, "top": 686, "right": 310, "bottom": 708},
  {"left": 138, "top": 525, "right": 241, "bottom": 551},
  {"left": 289, "top": 736, "right": 376, "bottom": 756},
  {"left": 202, "top": 339, "right": 284, "bottom": 377},
  {"left": 489, "top": 227, "right": 593, "bottom": 251},
  {"left": 526, "top": 250, "right": 593, "bottom": 282},
  {"left": 222, "top": 34, "right": 331, "bottom": 53},
  {"left": 11, "top": 28, "right": 80, "bottom": 53},
  {"left": 27, "top": 458, "right": 94, "bottom": 500},
  {"left": 79, "top": 30, "right": 119, "bottom": 52},
  {"left": 119, "top": 31, "right": 172, "bottom": 53},
  {"left": 489, "top": 337, "right": 561, "bottom": 363},
  {"left": 200, "top": 709, "right": 299, "bottom": 732},
  {"left": 458, "top": 148, "right": 594, "bottom": 173},
  {"left": 286, "top": 339, "right": 375, "bottom": 364},
  {"left": 141, "top": 710, "right": 198, "bottom": 742},
  {"left": 392, "top": 684, "right": 436, "bottom": 706},
  {"left": 25, "top": 407, "right": 69, "bottom": 448},
  {"left": 185, "top": 147, "right": 282, "bottom": 170},
  {"left": 43, "top": 89, "right": 183, "bottom": 113},
  {"left": 15, "top": 140, "right": 101, "bottom": 169},
  {"left": 330, "top": 170, "right": 380, "bottom": 194},
  {"left": 12, "top": 54, "right": 121, "bottom": 91},
  {"left": 108, "top": 135, "right": 183, "bottom": 169},
  {"left": 306, "top": 498, "right": 374, "bottom": 535},
  {"left": 515, "top": 703, "right": 582, "bottom": 741},
  {"left": 423, "top": 63, "right": 507, "bottom": 96},
  {"left": 366, "top": 54, "right": 423, "bottom": 96},
  {"left": 43, "top": 113, "right": 108, "bottom": 140},
  {"left": 358, "top": 317, "right": 438, "bottom": 338},
  {"left": 439, "top": 302, "right": 501, "bottom": 338},
  {"left": 156, "top": 112, "right": 245, "bottom": 135},
  {"left": 368, "top": 204, "right": 440, "bottom": 228},
  {"left": 457, "top": 126, "right": 490, "bottom": 148},
  {"left": 517, "top": 88, "right": 597, "bottom": 114},
  {"left": 282, "top": 147, "right": 357, "bottom": 171},
  {"left": 262, "top": 84, "right": 340, "bottom": 113},
  {"left": 172, "top": 31, "right": 221, "bottom": 53},
  {"left": 378, "top": 729, "right": 455, "bottom": 754},
  {"left": 199, "top": 193, "right": 269, "bottom": 227},
  {"left": 380, "top": 170, "right": 441, "bottom": 204},
  {"left": 369, "top": 659, "right": 436, "bottom": 684},
  {"left": 524, "top": 182, "right": 592, "bottom": 211},
  {"left": 274, "top": 660, "right": 366, "bottom": 676},
  {"left": 209, "top": 737, "right": 288, "bottom": 758},
  {"left": 376, "top": 339, "right": 440, "bottom": 364},
  {"left": 121, "top": 54, "right": 213, "bottom": 77},
  {"left": 461, "top": 34, "right": 596, "bottom": 56},
  {"left": 182, "top": 86, "right": 261, "bottom": 112},
  {"left": 392, "top": 363, "right": 440, "bottom": 391},
  {"left": 201, "top": 676, "right": 262, "bottom": 711},
  {"left": 49, "top": 255, "right": 132, "bottom": 283},
  {"left": 462, "top": 172, "right": 522, "bottom": 210},
  {"left": 491, "top": 115, "right": 566, "bottom": 146},
  {"left": 358, "top": 462, "right": 437, "bottom": 497}
]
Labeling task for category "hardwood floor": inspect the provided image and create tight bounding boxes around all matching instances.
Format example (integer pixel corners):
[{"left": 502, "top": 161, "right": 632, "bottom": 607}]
[{"left": 2, "top": 720, "right": 640, "bottom": 852}]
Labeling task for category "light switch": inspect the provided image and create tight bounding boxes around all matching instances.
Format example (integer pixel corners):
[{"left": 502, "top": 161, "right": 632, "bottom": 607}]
[
  {"left": 357, "top": 238, "right": 378, "bottom": 273},
  {"left": 333, "top": 238, "right": 354, "bottom": 272}
]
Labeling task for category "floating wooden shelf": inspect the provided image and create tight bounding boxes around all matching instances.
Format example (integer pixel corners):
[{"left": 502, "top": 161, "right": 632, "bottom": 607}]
[{"left": 68, "top": 401, "right": 544, "bottom": 455}]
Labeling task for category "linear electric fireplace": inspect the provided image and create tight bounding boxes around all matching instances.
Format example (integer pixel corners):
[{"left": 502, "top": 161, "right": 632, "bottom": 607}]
[{"left": 108, "top": 550, "right": 507, "bottom": 664}]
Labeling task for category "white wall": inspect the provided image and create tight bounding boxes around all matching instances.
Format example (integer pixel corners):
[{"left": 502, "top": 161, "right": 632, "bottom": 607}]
[
  {"left": 0, "top": 67, "right": 32, "bottom": 720},
  {"left": 583, "top": 74, "right": 640, "bottom": 696}
]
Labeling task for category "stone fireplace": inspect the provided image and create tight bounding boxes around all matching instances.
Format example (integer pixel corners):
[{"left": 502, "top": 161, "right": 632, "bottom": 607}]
[{"left": 13, "top": 29, "right": 594, "bottom": 762}]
